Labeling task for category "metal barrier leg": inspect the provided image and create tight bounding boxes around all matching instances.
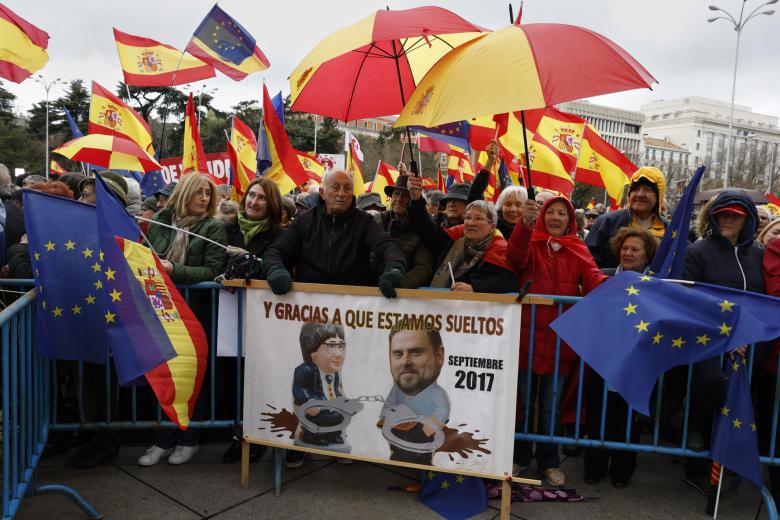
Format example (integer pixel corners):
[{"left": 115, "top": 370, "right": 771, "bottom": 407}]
[
  {"left": 274, "top": 448, "right": 283, "bottom": 497},
  {"left": 30, "top": 483, "right": 102, "bottom": 519},
  {"left": 761, "top": 486, "right": 779, "bottom": 520}
]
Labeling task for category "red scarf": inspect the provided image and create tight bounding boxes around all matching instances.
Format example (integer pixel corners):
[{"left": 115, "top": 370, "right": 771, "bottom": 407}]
[{"left": 530, "top": 196, "right": 594, "bottom": 265}]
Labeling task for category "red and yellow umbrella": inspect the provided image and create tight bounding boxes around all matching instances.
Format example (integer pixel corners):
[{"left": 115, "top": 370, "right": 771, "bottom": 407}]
[
  {"left": 53, "top": 134, "right": 161, "bottom": 173},
  {"left": 289, "top": 6, "right": 487, "bottom": 122},
  {"left": 396, "top": 23, "right": 656, "bottom": 128}
]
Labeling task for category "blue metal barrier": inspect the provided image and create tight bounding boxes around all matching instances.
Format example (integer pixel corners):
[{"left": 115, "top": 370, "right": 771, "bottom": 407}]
[
  {"left": 1, "top": 289, "right": 100, "bottom": 519},
  {"left": 516, "top": 294, "right": 779, "bottom": 519},
  {"left": 1, "top": 279, "right": 777, "bottom": 516}
]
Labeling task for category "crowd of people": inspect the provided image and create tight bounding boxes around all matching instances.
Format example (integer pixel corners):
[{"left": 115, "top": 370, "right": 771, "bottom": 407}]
[{"left": 1, "top": 138, "right": 779, "bottom": 503}]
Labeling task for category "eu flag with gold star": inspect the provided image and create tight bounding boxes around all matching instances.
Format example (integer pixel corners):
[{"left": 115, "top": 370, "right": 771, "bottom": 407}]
[
  {"left": 412, "top": 121, "right": 471, "bottom": 153},
  {"left": 23, "top": 190, "right": 107, "bottom": 363},
  {"left": 95, "top": 175, "right": 177, "bottom": 385},
  {"left": 419, "top": 471, "right": 487, "bottom": 520},
  {"left": 711, "top": 357, "right": 763, "bottom": 487},
  {"left": 649, "top": 165, "right": 705, "bottom": 279},
  {"left": 550, "top": 270, "right": 780, "bottom": 415}
]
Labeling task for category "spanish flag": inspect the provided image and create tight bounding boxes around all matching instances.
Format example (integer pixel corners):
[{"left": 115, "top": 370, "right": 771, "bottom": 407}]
[
  {"left": 113, "top": 28, "right": 214, "bottom": 87},
  {"left": 89, "top": 81, "right": 155, "bottom": 154},
  {"left": 346, "top": 134, "right": 365, "bottom": 196},
  {"left": 182, "top": 93, "right": 208, "bottom": 175},
  {"left": 49, "top": 159, "right": 66, "bottom": 176},
  {"left": 262, "top": 84, "right": 309, "bottom": 194},
  {"left": 296, "top": 151, "right": 324, "bottom": 183},
  {"left": 586, "top": 198, "right": 596, "bottom": 210},
  {"left": 229, "top": 116, "right": 257, "bottom": 198},
  {"left": 120, "top": 238, "right": 208, "bottom": 428},
  {"left": 576, "top": 125, "right": 634, "bottom": 206},
  {"left": 186, "top": 5, "right": 269, "bottom": 82},
  {"left": 532, "top": 107, "right": 586, "bottom": 162},
  {"left": 372, "top": 161, "right": 400, "bottom": 205},
  {"left": 0, "top": 4, "right": 48, "bottom": 83},
  {"left": 447, "top": 144, "right": 474, "bottom": 183}
]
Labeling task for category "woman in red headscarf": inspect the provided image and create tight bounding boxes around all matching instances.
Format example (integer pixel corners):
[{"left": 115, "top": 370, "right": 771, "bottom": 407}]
[{"left": 506, "top": 196, "right": 607, "bottom": 487}]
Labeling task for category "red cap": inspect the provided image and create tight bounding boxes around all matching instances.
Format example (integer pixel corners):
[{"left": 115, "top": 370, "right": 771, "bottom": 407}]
[{"left": 713, "top": 204, "right": 748, "bottom": 216}]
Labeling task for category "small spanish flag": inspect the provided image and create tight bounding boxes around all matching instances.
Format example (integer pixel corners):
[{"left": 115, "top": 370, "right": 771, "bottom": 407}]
[
  {"left": 49, "top": 159, "right": 66, "bottom": 176},
  {"left": 576, "top": 125, "right": 633, "bottom": 207},
  {"left": 113, "top": 28, "right": 214, "bottom": 87},
  {"left": 372, "top": 161, "right": 399, "bottom": 206},
  {"left": 89, "top": 81, "right": 155, "bottom": 154},
  {"left": 0, "top": 4, "right": 48, "bottom": 83},
  {"left": 295, "top": 151, "right": 324, "bottom": 184},
  {"left": 262, "top": 84, "right": 309, "bottom": 194},
  {"left": 182, "top": 94, "right": 208, "bottom": 176},
  {"left": 346, "top": 134, "right": 365, "bottom": 196},
  {"left": 229, "top": 116, "right": 257, "bottom": 199}
]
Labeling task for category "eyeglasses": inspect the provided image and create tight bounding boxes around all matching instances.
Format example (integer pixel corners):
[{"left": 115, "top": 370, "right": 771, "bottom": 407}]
[
  {"left": 464, "top": 215, "right": 493, "bottom": 224},
  {"left": 322, "top": 339, "right": 346, "bottom": 354}
]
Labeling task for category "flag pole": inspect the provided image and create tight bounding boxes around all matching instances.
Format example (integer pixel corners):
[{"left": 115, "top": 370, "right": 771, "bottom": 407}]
[
  {"left": 509, "top": 0, "right": 534, "bottom": 199},
  {"left": 157, "top": 50, "right": 187, "bottom": 161},
  {"left": 389, "top": 36, "right": 418, "bottom": 176},
  {"left": 712, "top": 465, "right": 724, "bottom": 518},
  {"left": 136, "top": 216, "right": 230, "bottom": 251}
]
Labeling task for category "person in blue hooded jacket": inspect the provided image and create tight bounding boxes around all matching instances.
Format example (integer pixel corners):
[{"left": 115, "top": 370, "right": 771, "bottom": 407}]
[{"left": 678, "top": 190, "right": 764, "bottom": 496}]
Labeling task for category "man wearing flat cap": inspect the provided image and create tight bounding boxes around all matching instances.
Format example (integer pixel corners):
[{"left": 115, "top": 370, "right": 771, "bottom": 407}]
[
  {"left": 586, "top": 166, "right": 669, "bottom": 268},
  {"left": 372, "top": 173, "right": 435, "bottom": 288}
]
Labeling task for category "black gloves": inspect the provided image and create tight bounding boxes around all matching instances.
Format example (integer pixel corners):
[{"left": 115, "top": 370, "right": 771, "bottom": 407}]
[
  {"left": 266, "top": 268, "right": 292, "bottom": 295},
  {"left": 378, "top": 262, "right": 405, "bottom": 299}
]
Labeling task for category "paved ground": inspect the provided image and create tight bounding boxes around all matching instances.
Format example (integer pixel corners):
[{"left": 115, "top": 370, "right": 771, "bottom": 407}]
[{"left": 17, "top": 443, "right": 770, "bottom": 520}]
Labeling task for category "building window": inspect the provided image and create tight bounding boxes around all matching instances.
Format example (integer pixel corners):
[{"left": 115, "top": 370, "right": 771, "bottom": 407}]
[
  {"left": 696, "top": 143, "right": 700, "bottom": 151},
  {"left": 697, "top": 130, "right": 701, "bottom": 137}
]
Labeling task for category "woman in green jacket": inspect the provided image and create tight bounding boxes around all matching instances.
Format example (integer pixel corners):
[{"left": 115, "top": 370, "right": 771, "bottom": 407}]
[{"left": 138, "top": 173, "right": 228, "bottom": 467}]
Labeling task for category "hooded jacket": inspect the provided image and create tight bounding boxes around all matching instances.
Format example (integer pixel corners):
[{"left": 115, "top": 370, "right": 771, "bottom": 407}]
[
  {"left": 586, "top": 167, "right": 668, "bottom": 268},
  {"left": 683, "top": 191, "right": 764, "bottom": 292},
  {"left": 507, "top": 196, "right": 608, "bottom": 375},
  {"left": 263, "top": 195, "right": 405, "bottom": 286}
]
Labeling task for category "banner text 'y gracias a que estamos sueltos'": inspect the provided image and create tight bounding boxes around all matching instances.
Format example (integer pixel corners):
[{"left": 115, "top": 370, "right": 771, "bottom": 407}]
[{"left": 242, "top": 287, "right": 521, "bottom": 478}]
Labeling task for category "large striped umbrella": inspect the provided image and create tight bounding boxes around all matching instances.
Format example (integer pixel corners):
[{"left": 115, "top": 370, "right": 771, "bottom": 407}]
[
  {"left": 289, "top": 6, "right": 487, "bottom": 170},
  {"left": 396, "top": 23, "right": 656, "bottom": 128},
  {"left": 53, "top": 134, "right": 161, "bottom": 173},
  {"left": 395, "top": 23, "right": 655, "bottom": 195}
]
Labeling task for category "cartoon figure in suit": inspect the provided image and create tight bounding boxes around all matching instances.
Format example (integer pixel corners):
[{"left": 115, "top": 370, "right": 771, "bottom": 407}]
[{"left": 292, "top": 322, "right": 351, "bottom": 451}]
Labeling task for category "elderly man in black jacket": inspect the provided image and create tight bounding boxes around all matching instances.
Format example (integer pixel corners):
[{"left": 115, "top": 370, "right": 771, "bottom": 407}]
[{"left": 263, "top": 169, "right": 406, "bottom": 297}]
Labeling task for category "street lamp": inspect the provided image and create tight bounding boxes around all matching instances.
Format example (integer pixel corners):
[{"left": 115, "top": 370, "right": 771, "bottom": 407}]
[
  {"left": 180, "top": 84, "right": 218, "bottom": 127},
  {"left": 34, "top": 75, "right": 65, "bottom": 180},
  {"left": 707, "top": 0, "right": 776, "bottom": 187}
]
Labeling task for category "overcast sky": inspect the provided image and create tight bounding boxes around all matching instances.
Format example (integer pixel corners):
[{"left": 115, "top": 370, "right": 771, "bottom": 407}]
[{"left": 3, "top": 0, "right": 779, "bottom": 121}]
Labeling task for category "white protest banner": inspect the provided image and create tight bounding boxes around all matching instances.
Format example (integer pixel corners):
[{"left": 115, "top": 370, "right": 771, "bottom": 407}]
[
  {"left": 242, "top": 285, "right": 521, "bottom": 478},
  {"left": 216, "top": 290, "right": 241, "bottom": 357}
]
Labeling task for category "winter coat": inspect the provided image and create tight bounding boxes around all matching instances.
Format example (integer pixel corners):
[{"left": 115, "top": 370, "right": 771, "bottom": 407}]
[
  {"left": 683, "top": 191, "right": 764, "bottom": 292},
  {"left": 762, "top": 239, "right": 780, "bottom": 375},
  {"left": 146, "top": 208, "right": 228, "bottom": 285},
  {"left": 467, "top": 169, "right": 515, "bottom": 239},
  {"left": 506, "top": 196, "right": 608, "bottom": 375},
  {"left": 372, "top": 210, "right": 435, "bottom": 288},
  {"left": 406, "top": 198, "right": 516, "bottom": 293},
  {"left": 263, "top": 196, "right": 406, "bottom": 286},
  {"left": 586, "top": 167, "right": 669, "bottom": 268},
  {"left": 224, "top": 220, "right": 283, "bottom": 258}
]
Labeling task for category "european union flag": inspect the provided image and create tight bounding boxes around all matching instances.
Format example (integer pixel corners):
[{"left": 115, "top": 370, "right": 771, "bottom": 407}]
[
  {"left": 412, "top": 121, "right": 471, "bottom": 153},
  {"left": 95, "top": 175, "right": 176, "bottom": 385},
  {"left": 550, "top": 271, "right": 780, "bottom": 415},
  {"left": 23, "top": 190, "right": 107, "bottom": 363},
  {"left": 419, "top": 471, "right": 487, "bottom": 520},
  {"left": 649, "top": 166, "right": 705, "bottom": 278},
  {"left": 192, "top": 5, "right": 257, "bottom": 65},
  {"left": 497, "top": 158, "right": 513, "bottom": 189},
  {"left": 710, "top": 357, "right": 763, "bottom": 487},
  {"left": 256, "top": 112, "right": 271, "bottom": 175},
  {"left": 140, "top": 170, "right": 165, "bottom": 198}
]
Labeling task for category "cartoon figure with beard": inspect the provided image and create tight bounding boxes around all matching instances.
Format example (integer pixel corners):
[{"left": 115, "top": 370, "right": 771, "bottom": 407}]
[{"left": 379, "top": 327, "right": 450, "bottom": 465}]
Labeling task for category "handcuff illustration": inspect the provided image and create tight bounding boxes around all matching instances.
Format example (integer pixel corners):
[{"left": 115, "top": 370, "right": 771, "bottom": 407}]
[{"left": 293, "top": 395, "right": 445, "bottom": 453}]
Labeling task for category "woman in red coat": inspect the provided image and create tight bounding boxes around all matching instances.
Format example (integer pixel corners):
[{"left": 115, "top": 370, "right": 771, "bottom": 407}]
[{"left": 506, "top": 196, "right": 607, "bottom": 487}]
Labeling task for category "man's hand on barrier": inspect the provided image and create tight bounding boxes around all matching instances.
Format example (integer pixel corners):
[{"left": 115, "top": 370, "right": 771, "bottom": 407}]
[
  {"left": 306, "top": 408, "right": 320, "bottom": 416},
  {"left": 451, "top": 282, "right": 474, "bottom": 292},
  {"left": 379, "top": 263, "right": 404, "bottom": 298},
  {"left": 734, "top": 345, "right": 747, "bottom": 358},
  {"left": 266, "top": 268, "right": 292, "bottom": 295}
]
